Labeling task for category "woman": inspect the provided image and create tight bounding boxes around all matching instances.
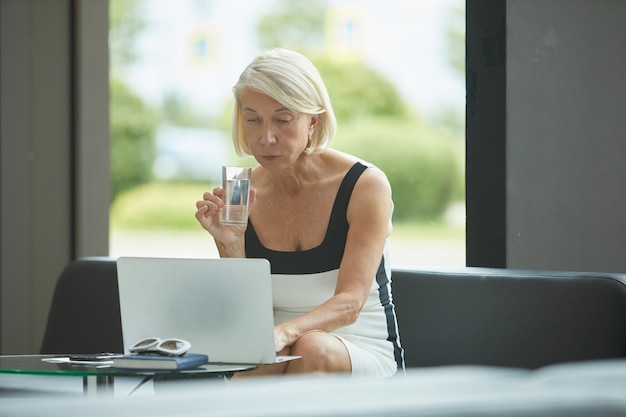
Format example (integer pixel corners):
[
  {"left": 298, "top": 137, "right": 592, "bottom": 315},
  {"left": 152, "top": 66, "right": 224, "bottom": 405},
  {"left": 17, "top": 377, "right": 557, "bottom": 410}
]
[{"left": 195, "top": 48, "right": 403, "bottom": 377}]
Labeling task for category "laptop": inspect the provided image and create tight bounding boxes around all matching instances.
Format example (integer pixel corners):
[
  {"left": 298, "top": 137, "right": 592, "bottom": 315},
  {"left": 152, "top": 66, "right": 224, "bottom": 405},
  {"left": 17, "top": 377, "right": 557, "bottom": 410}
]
[{"left": 116, "top": 256, "right": 299, "bottom": 365}]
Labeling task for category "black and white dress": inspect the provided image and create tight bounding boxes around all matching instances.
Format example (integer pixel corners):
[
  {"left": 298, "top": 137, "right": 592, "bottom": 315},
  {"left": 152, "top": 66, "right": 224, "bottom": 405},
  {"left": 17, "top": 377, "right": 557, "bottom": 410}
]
[{"left": 245, "top": 162, "right": 404, "bottom": 377}]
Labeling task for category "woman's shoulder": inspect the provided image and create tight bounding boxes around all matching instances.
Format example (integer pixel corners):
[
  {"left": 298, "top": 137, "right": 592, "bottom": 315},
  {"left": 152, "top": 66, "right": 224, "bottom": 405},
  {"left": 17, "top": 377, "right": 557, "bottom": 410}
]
[
  {"left": 325, "top": 149, "right": 381, "bottom": 171},
  {"left": 325, "top": 149, "right": 390, "bottom": 191},
  {"left": 330, "top": 151, "right": 392, "bottom": 226}
]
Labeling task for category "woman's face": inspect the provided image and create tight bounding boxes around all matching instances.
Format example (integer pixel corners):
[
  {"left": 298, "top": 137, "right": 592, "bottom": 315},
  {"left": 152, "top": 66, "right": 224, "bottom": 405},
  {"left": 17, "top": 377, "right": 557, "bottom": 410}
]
[{"left": 239, "top": 88, "right": 316, "bottom": 170}]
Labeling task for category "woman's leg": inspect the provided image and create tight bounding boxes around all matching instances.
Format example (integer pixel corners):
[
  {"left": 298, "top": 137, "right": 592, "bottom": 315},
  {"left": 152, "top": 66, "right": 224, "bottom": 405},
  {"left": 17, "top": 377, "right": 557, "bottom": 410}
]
[{"left": 233, "top": 330, "right": 351, "bottom": 378}]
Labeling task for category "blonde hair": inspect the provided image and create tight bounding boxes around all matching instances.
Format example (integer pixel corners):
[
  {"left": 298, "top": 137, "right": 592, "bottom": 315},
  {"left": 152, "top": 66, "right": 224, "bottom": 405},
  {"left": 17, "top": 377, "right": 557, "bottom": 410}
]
[{"left": 232, "top": 48, "right": 337, "bottom": 156}]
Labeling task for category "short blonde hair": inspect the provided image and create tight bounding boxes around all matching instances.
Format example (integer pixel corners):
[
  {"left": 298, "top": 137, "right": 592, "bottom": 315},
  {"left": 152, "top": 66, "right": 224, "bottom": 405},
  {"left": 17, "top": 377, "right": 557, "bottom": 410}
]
[{"left": 232, "top": 48, "right": 337, "bottom": 156}]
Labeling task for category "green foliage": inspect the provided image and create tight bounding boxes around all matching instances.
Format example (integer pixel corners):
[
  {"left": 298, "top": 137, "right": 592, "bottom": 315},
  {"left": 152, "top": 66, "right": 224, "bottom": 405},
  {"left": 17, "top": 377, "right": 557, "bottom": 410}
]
[
  {"left": 110, "top": 79, "right": 158, "bottom": 200},
  {"left": 215, "top": 54, "right": 412, "bottom": 136},
  {"left": 313, "top": 57, "right": 412, "bottom": 123},
  {"left": 109, "top": 0, "right": 465, "bottom": 229},
  {"left": 109, "top": 0, "right": 158, "bottom": 202},
  {"left": 110, "top": 182, "right": 213, "bottom": 230},
  {"left": 109, "top": 117, "right": 463, "bottom": 229},
  {"left": 109, "top": 0, "right": 145, "bottom": 77},
  {"left": 444, "top": 3, "right": 466, "bottom": 79},
  {"left": 212, "top": 53, "right": 461, "bottom": 222},
  {"left": 109, "top": 181, "right": 464, "bottom": 233},
  {"left": 162, "top": 92, "right": 212, "bottom": 127},
  {"left": 334, "top": 118, "right": 463, "bottom": 221},
  {"left": 256, "top": 0, "right": 328, "bottom": 50}
]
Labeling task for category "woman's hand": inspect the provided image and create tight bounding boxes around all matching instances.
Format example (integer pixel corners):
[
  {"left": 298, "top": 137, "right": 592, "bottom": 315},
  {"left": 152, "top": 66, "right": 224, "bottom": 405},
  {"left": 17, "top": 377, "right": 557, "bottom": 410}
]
[
  {"left": 273, "top": 325, "right": 290, "bottom": 353},
  {"left": 195, "top": 187, "right": 256, "bottom": 251},
  {"left": 195, "top": 187, "right": 226, "bottom": 231}
]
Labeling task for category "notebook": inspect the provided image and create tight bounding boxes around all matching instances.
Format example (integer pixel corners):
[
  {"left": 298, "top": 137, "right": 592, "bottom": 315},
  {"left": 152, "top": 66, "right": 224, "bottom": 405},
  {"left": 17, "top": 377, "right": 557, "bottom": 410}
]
[{"left": 116, "top": 256, "right": 300, "bottom": 365}]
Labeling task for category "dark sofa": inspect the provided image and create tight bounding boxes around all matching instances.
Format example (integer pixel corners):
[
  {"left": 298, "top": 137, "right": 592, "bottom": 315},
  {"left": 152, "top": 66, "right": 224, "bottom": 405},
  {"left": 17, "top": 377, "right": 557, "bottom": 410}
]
[
  {"left": 29, "top": 258, "right": 626, "bottom": 415},
  {"left": 42, "top": 258, "right": 626, "bottom": 371},
  {"left": 392, "top": 266, "right": 626, "bottom": 369}
]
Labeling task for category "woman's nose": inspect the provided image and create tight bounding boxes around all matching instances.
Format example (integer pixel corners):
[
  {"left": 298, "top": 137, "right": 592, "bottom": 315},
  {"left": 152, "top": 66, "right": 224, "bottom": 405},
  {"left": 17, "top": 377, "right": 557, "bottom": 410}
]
[{"left": 259, "top": 124, "right": 276, "bottom": 145}]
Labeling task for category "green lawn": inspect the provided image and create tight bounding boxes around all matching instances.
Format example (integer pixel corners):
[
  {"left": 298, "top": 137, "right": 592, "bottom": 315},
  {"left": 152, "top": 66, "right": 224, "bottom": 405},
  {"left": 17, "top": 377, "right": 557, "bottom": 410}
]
[{"left": 392, "top": 221, "right": 465, "bottom": 241}]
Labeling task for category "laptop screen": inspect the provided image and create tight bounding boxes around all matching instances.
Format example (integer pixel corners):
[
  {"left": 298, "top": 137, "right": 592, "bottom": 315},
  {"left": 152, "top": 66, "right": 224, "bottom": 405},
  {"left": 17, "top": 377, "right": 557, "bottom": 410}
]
[{"left": 116, "top": 257, "right": 277, "bottom": 364}]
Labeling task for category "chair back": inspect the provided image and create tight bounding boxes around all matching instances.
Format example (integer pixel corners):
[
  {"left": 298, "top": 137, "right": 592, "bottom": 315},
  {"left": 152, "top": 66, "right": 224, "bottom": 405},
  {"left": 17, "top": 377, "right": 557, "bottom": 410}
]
[{"left": 40, "top": 257, "right": 123, "bottom": 354}]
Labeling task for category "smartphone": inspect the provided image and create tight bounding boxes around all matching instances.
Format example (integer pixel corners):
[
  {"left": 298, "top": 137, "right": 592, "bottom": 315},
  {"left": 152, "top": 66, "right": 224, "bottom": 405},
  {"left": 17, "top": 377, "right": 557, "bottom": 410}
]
[{"left": 68, "top": 353, "right": 121, "bottom": 362}]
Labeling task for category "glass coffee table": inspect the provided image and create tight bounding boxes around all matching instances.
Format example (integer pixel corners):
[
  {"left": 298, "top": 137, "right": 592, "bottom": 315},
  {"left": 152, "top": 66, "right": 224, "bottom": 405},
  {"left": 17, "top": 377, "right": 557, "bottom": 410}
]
[{"left": 0, "top": 355, "right": 256, "bottom": 397}]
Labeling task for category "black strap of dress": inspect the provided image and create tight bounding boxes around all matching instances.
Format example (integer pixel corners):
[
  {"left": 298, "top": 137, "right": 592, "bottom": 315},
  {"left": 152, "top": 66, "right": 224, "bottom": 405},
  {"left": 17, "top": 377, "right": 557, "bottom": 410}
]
[{"left": 245, "top": 162, "right": 368, "bottom": 274}]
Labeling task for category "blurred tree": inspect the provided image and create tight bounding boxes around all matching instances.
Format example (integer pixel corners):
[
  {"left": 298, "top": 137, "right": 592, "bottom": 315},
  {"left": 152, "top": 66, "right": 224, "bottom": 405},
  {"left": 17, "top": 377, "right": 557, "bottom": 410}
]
[
  {"left": 254, "top": 1, "right": 412, "bottom": 124},
  {"left": 256, "top": 0, "right": 328, "bottom": 50},
  {"left": 110, "top": 79, "right": 157, "bottom": 199},
  {"left": 109, "top": 1, "right": 466, "bottom": 229},
  {"left": 313, "top": 56, "right": 411, "bottom": 123},
  {"left": 253, "top": 0, "right": 462, "bottom": 221},
  {"left": 334, "top": 117, "right": 462, "bottom": 221},
  {"left": 109, "top": 0, "right": 159, "bottom": 201},
  {"left": 162, "top": 92, "right": 211, "bottom": 127},
  {"left": 444, "top": 2, "right": 465, "bottom": 79},
  {"left": 109, "top": 0, "right": 145, "bottom": 76}
]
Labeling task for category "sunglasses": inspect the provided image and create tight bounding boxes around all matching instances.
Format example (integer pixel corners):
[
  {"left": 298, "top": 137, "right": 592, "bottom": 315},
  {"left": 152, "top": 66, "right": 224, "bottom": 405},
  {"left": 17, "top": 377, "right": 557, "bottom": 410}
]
[{"left": 129, "top": 337, "right": 191, "bottom": 356}]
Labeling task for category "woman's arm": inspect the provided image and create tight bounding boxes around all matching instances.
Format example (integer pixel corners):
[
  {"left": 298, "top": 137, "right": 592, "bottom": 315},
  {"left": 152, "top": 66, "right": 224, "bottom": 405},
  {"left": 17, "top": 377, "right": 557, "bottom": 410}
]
[{"left": 274, "top": 166, "right": 393, "bottom": 350}]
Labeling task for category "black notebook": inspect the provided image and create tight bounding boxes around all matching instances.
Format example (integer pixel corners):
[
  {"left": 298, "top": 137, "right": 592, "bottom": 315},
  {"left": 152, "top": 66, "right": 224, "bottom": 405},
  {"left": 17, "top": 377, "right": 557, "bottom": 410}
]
[{"left": 112, "top": 353, "right": 209, "bottom": 370}]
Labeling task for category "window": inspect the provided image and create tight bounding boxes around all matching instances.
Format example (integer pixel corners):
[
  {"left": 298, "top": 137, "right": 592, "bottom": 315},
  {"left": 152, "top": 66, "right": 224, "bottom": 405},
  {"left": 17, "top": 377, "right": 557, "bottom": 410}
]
[{"left": 109, "top": 0, "right": 465, "bottom": 267}]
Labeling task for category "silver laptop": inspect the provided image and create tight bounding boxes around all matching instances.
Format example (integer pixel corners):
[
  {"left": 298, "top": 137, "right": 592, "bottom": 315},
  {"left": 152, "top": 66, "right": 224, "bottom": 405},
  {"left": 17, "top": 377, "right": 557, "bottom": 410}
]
[{"left": 116, "top": 256, "right": 299, "bottom": 365}]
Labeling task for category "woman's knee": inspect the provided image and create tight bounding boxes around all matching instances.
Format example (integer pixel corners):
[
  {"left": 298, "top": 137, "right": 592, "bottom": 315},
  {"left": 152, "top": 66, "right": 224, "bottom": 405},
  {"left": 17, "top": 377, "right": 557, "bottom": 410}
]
[{"left": 288, "top": 331, "right": 351, "bottom": 373}]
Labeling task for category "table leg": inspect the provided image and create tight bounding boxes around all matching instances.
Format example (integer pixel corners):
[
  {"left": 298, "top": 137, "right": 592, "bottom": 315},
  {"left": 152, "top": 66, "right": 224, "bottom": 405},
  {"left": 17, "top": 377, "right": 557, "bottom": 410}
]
[{"left": 83, "top": 375, "right": 114, "bottom": 397}]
